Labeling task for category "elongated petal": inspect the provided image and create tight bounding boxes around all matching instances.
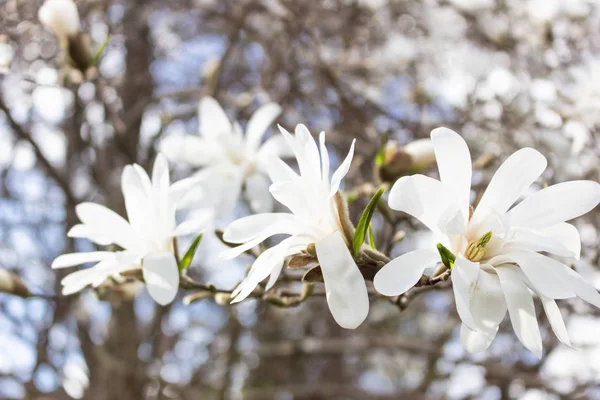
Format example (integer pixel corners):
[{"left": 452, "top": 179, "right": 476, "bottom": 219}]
[
  {"left": 329, "top": 139, "right": 355, "bottom": 197},
  {"left": 266, "top": 157, "right": 298, "bottom": 185},
  {"left": 142, "top": 252, "right": 179, "bottom": 305},
  {"left": 539, "top": 294, "right": 571, "bottom": 347},
  {"left": 470, "top": 270, "right": 507, "bottom": 332},
  {"left": 60, "top": 257, "right": 135, "bottom": 295},
  {"left": 388, "top": 174, "right": 457, "bottom": 233},
  {"left": 373, "top": 249, "right": 439, "bottom": 296},
  {"left": 257, "top": 136, "right": 295, "bottom": 172},
  {"left": 475, "top": 148, "right": 547, "bottom": 217},
  {"left": 199, "top": 97, "right": 232, "bottom": 138},
  {"left": 503, "top": 251, "right": 576, "bottom": 299},
  {"left": 507, "top": 180, "right": 600, "bottom": 229},
  {"left": 540, "top": 223, "right": 581, "bottom": 260},
  {"left": 560, "top": 266, "right": 600, "bottom": 308},
  {"left": 221, "top": 216, "right": 302, "bottom": 259},
  {"left": 319, "top": 132, "right": 330, "bottom": 184},
  {"left": 289, "top": 124, "right": 322, "bottom": 184},
  {"left": 169, "top": 176, "right": 201, "bottom": 209},
  {"left": 160, "top": 135, "right": 224, "bottom": 166},
  {"left": 316, "top": 231, "right": 369, "bottom": 329},
  {"left": 506, "top": 226, "right": 580, "bottom": 259},
  {"left": 495, "top": 265, "right": 543, "bottom": 358},
  {"left": 152, "top": 154, "right": 172, "bottom": 239},
  {"left": 223, "top": 213, "right": 298, "bottom": 243},
  {"left": 460, "top": 324, "right": 496, "bottom": 353},
  {"left": 67, "top": 224, "right": 113, "bottom": 246},
  {"left": 75, "top": 203, "right": 137, "bottom": 250},
  {"left": 172, "top": 209, "right": 215, "bottom": 237},
  {"left": 245, "top": 173, "right": 274, "bottom": 213},
  {"left": 52, "top": 252, "right": 114, "bottom": 269},
  {"left": 231, "top": 243, "right": 288, "bottom": 302},
  {"left": 245, "top": 103, "right": 282, "bottom": 151},
  {"left": 431, "top": 127, "right": 472, "bottom": 213},
  {"left": 451, "top": 256, "right": 482, "bottom": 331},
  {"left": 122, "top": 165, "right": 151, "bottom": 243}
]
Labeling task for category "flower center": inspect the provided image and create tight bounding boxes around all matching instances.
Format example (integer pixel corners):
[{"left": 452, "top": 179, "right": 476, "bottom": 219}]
[{"left": 464, "top": 231, "right": 492, "bottom": 262}]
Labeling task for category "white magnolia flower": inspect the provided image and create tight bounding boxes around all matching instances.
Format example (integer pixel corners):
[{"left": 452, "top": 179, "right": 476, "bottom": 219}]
[
  {"left": 374, "top": 127, "right": 600, "bottom": 357},
  {"left": 38, "top": 0, "right": 81, "bottom": 39},
  {"left": 221, "top": 125, "right": 369, "bottom": 329},
  {"left": 52, "top": 154, "right": 214, "bottom": 305},
  {"left": 161, "top": 97, "right": 291, "bottom": 217}
]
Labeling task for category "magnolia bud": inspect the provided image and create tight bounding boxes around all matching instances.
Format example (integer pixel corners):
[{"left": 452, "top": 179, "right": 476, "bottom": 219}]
[
  {"left": 403, "top": 138, "right": 435, "bottom": 170},
  {"left": 38, "top": 0, "right": 81, "bottom": 39},
  {"left": 379, "top": 139, "right": 436, "bottom": 182},
  {"left": 0, "top": 268, "right": 32, "bottom": 298}
]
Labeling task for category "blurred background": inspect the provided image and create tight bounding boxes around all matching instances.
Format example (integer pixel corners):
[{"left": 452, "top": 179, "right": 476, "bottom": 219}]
[{"left": 1, "top": 0, "right": 600, "bottom": 399}]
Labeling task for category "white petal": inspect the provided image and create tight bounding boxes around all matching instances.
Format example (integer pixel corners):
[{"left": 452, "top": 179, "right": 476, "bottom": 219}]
[
  {"left": 540, "top": 223, "right": 581, "bottom": 259},
  {"left": 451, "top": 256, "right": 483, "bottom": 331},
  {"left": 329, "top": 139, "right": 355, "bottom": 197},
  {"left": 266, "top": 157, "right": 298, "bottom": 184},
  {"left": 221, "top": 215, "right": 301, "bottom": 259},
  {"left": 142, "top": 252, "right": 180, "bottom": 305},
  {"left": 67, "top": 224, "right": 113, "bottom": 246},
  {"left": 315, "top": 230, "right": 369, "bottom": 329},
  {"left": 504, "top": 251, "right": 576, "bottom": 299},
  {"left": 245, "top": 103, "right": 282, "bottom": 151},
  {"left": 160, "top": 135, "right": 224, "bottom": 166},
  {"left": 169, "top": 176, "right": 201, "bottom": 209},
  {"left": 470, "top": 270, "right": 507, "bottom": 331},
  {"left": 507, "top": 180, "right": 600, "bottom": 229},
  {"left": 223, "top": 213, "right": 297, "bottom": 243},
  {"left": 475, "top": 148, "right": 547, "bottom": 217},
  {"left": 460, "top": 323, "right": 496, "bottom": 353},
  {"left": 172, "top": 209, "right": 215, "bottom": 236},
  {"left": 495, "top": 265, "right": 543, "bottom": 358},
  {"left": 506, "top": 226, "right": 580, "bottom": 259},
  {"left": 373, "top": 249, "right": 439, "bottom": 296},
  {"left": 75, "top": 203, "right": 137, "bottom": 250},
  {"left": 231, "top": 244, "right": 287, "bottom": 302},
  {"left": 245, "top": 173, "right": 274, "bottom": 213},
  {"left": 560, "top": 266, "right": 600, "bottom": 308},
  {"left": 296, "top": 124, "right": 322, "bottom": 182},
  {"left": 122, "top": 165, "right": 151, "bottom": 241},
  {"left": 199, "top": 97, "right": 232, "bottom": 138},
  {"left": 152, "top": 154, "right": 172, "bottom": 239},
  {"left": 257, "top": 136, "right": 295, "bottom": 172},
  {"left": 539, "top": 294, "right": 571, "bottom": 347},
  {"left": 60, "top": 257, "right": 134, "bottom": 295},
  {"left": 388, "top": 174, "right": 458, "bottom": 233},
  {"left": 431, "top": 127, "right": 472, "bottom": 214},
  {"left": 52, "top": 252, "right": 114, "bottom": 269},
  {"left": 319, "top": 132, "right": 330, "bottom": 184}
]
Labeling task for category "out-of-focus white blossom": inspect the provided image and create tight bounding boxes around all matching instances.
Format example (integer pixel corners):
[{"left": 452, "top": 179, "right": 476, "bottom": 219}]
[
  {"left": 221, "top": 125, "right": 369, "bottom": 329},
  {"left": 161, "top": 97, "right": 290, "bottom": 217},
  {"left": 38, "top": 0, "right": 81, "bottom": 39},
  {"left": 375, "top": 127, "right": 600, "bottom": 357},
  {"left": 52, "top": 155, "right": 214, "bottom": 305}
]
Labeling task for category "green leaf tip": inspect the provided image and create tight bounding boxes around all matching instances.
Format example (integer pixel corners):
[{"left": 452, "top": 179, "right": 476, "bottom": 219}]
[
  {"left": 178, "top": 233, "right": 204, "bottom": 272},
  {"left": 436, "top": 243, "right": 456, "bottom": 269},
  {"left": 352, "top": 187, "right": 385, "bottom": 257}
]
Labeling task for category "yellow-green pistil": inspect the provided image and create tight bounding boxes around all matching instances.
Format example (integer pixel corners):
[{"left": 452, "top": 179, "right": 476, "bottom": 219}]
[{"left": 464, "top": 231, "right": 492, "bottom": 262}]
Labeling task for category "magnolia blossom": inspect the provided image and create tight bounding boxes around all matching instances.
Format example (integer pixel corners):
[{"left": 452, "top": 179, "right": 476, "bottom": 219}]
[
  {"left": 161, "top": 97, "right": 291, "bottom": 216},
  {"left": 374, "top": 127, "right": 600, "bottom": 357},
  {"left": 52, "top": 155, "right": 214, "bottom": 305},
  {"left": 38, "top": 0, "right": 81, "bottom": 39},
  {"left": 221, "top": 125, "right": 369, "bottom": 329}
]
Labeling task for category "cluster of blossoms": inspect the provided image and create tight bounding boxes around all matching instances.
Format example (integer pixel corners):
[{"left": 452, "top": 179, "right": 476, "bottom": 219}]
[{"left": 43, "top": 1, "right": 600, "bottom": 358}]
